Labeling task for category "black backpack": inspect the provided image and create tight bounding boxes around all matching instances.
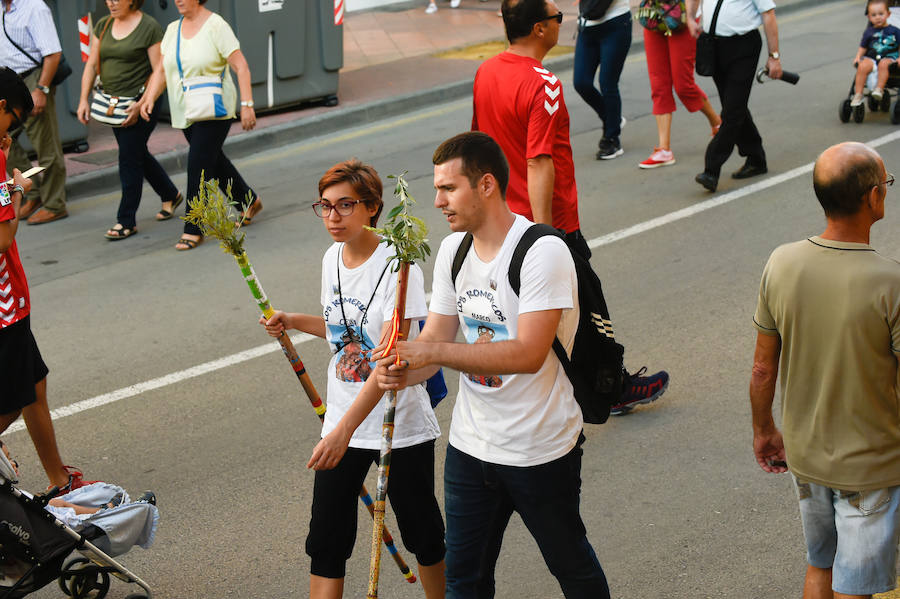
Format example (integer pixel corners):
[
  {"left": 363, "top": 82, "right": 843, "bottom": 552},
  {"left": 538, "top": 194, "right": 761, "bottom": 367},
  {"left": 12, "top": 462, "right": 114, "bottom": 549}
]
[
  {"left": 579, "top": 0, "right": 616, "bottom": 21},
  {"left": 451, "top": 224, "right": 624, "bottom": 424}
]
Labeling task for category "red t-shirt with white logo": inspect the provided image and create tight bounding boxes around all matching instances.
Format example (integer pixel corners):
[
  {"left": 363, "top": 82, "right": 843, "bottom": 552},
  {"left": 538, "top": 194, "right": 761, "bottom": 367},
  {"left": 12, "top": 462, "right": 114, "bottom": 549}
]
[
  {"left": 0, "top": 152, "right": 30, "bottom": 329},
  {"left": 472, "top": 52, "right": 580, "bottom": 234}
]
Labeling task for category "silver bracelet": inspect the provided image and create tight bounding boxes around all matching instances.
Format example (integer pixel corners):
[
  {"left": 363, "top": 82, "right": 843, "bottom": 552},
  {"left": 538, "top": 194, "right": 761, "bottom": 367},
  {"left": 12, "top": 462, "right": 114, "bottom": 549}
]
[{"left": 11, "top": 184, "right": 24, "bottom": 197}]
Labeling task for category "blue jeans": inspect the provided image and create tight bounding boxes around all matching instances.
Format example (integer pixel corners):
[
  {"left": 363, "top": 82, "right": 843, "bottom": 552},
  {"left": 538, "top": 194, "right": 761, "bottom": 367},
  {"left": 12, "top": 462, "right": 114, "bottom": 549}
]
[
  {"left": 444, "top": 443, "right": 609, "bottom": 598},
  {"left": 111, "top": 97, "right": 179, "bottom": 228},
  {"left": 573, "top": 13, "right": 632, "bottom": 142},
  {"left": 795, "top": 476, "right": 900, "bottom": 596}
]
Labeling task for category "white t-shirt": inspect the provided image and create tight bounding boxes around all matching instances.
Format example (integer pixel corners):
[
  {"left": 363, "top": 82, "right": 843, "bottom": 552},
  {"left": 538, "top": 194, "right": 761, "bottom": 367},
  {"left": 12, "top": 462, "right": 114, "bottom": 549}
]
[
  {"left": 320, "top": 242, "right": 440, "bottom": 450},
  {"left": 581, "top": 0, "right": 631, "bottom": 26},
  {"left": 160, "top": 13, "right": 239, "bottom": 129},
  {"left": 430, "top": 215, "right": 583, "bottom": 467}
]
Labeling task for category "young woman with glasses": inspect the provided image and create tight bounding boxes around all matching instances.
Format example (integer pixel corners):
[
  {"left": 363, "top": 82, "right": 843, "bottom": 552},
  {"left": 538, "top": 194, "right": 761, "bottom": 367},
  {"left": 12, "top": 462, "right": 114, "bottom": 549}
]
[{"left": 259, "top": 160, "right": 445, "bottom": 599}]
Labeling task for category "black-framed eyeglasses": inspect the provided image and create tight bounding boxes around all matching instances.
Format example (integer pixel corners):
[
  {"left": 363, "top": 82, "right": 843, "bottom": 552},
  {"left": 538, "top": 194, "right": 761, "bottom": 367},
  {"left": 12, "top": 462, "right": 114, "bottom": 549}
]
[
  {"left": 312, "top": 198, "right": 364, "bottom": 218},
  {"left": 538, "top": 11, "right": 563, "bottom": 24},
  {"left": 7, "top": 107, "right": 23, "bottom": 131},
  {"left": 879, "top": 174, "right": 895, "bottom": 187}
]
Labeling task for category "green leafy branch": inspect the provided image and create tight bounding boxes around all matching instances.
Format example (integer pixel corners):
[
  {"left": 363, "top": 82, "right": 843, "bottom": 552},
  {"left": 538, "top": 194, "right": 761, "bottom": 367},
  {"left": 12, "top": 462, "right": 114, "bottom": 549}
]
[
  {"left": 365, "top": 172, "right": 430, "bottom": 268},
  {"left": 182, "top": 173, "right": 256, "bottom": 258}
]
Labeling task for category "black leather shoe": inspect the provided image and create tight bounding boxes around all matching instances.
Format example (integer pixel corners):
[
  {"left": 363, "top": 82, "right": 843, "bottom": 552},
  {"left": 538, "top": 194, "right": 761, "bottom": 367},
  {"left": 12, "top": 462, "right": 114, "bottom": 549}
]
[
  {"left": 695, "top": 172, "right": 718, "bottom": 192},
  {"left": 731, "top": 161, "right": 768, "bottom": 179}
]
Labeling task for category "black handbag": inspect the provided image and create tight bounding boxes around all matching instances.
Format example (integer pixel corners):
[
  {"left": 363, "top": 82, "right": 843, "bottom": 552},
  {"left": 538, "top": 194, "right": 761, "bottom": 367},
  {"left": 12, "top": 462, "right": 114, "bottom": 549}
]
[
  {"left": 695, "top": 0, "right": 725, "bottom": 77},
  {"left": 2, "top": 10, "right": 72, "bottom": 87}
]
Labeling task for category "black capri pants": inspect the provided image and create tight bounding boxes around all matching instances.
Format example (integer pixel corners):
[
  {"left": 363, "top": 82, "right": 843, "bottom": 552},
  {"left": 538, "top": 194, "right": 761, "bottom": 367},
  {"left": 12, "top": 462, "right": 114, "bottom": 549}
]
[{"left": 306, "top": 439, "right": 446, "bottom": 578}]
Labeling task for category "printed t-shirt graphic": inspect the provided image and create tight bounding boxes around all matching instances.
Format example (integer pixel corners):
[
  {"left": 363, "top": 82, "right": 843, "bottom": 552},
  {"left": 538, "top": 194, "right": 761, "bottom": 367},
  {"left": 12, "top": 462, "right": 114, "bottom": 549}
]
[
  {"left": 462, "top": 317, "right": 506, "bottom": 388},
  {"left": 318, "top": 242, "right": 440, "bottom": 450}
]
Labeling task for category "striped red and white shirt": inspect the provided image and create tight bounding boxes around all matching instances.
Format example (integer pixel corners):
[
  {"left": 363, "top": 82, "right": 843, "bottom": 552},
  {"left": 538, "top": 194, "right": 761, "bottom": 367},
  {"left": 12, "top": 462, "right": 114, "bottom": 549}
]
[{"left": 0, "top": 151, "right": 31, "bottom": 329}]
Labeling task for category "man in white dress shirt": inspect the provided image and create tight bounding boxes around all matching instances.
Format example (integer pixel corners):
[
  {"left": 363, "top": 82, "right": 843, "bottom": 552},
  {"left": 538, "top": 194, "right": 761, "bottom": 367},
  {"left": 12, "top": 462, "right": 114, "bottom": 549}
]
[
  {"left": 0, "top": 0, "right": 68, "bottom": 224},
  {"left": 686, "top": 0, "right": 783, "bottom": 192}
]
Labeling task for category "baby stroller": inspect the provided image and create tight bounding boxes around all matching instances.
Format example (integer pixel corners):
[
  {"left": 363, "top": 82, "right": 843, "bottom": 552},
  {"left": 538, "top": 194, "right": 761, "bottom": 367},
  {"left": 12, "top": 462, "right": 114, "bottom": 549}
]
[
  {"left": 0, "top": 450, "right": 156, "bottom": 599},
  {"left": 839, "top": 62, "right": 900, "bottom": 123}
]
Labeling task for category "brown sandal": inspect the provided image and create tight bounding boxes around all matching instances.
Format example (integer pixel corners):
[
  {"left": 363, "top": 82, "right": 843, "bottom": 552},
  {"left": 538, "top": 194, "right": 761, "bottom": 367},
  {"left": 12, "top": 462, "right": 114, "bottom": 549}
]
[
  {"left": 175, "top": 236, "right": 203, "bottom": 251},
  {"left": 105, "top": 224, "right": 137, "bottom": 240},
  {"left": 156, "top": 193, "right": 184, "bottom": 221},
  {"left": 236, "top": 197, "right": 263, "bottom": 227}
]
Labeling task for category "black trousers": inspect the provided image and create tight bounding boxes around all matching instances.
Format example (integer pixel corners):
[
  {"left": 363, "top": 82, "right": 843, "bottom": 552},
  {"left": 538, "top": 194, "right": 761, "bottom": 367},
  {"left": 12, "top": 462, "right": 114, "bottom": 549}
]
[
  {"left": 112, "top": 98, "right": 179, "bottom": 228},
  {"left": 182, "top": 120, "right": 256, "bottom": 236},
  {"left": 704, "top": 30, "right": 765, "bottom": 177}
]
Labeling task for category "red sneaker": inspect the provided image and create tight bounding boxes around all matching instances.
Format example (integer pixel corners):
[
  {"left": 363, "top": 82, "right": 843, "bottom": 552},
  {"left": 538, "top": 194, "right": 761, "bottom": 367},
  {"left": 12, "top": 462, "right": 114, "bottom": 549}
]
[{"left": 48, "top": 466, "right": 101, "bottom": 496}]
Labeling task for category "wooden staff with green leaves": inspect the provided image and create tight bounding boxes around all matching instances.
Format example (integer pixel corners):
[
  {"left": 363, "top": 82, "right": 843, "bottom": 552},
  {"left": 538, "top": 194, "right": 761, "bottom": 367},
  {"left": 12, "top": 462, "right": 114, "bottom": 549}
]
[
  {"left": 366, "top": 174, "right": 431, "bottom": 599},
  {"left": 184, "top": 176, "right": 418, "bottom": 585}
]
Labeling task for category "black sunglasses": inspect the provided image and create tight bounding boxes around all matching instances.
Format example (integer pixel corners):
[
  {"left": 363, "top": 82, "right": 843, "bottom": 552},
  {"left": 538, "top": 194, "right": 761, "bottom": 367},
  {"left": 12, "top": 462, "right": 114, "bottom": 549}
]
[
  {"left": 880, "top": 173, "right": 895, "bottom": 187},
  {"left": 538, "top": 11, "right": 563, "bottom": 24},
  {"left": 7, "top": 107, "right": 23, "bottom": 131}
]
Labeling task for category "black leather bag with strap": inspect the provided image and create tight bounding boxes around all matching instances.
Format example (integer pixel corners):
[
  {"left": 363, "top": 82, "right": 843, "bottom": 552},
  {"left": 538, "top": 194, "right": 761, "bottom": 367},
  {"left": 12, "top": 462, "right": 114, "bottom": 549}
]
[{"left": 695, "top": 0, "right": 725, "bottom": 77}]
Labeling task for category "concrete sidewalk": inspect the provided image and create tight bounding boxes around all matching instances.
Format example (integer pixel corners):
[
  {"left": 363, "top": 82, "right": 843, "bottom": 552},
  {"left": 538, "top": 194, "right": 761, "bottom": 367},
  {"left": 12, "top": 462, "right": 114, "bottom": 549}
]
[{"left": 63, "top": 0, "right": 838, "bottom": 199}]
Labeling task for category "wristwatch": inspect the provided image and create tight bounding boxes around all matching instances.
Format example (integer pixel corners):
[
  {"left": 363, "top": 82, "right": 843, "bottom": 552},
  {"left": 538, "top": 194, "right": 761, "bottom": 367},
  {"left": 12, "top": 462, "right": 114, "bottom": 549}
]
[
  {"left": 35, "top": 84, "right": 50, "bottom": 94},
  {"left": 240, "top": 100, "right": 254, "bottom": 108},
  {"left": 768, "top": 51, "right": 780, "bottom": 60},
  {"left": 11, "top": 184, "right": 25, "bottom": 197}
]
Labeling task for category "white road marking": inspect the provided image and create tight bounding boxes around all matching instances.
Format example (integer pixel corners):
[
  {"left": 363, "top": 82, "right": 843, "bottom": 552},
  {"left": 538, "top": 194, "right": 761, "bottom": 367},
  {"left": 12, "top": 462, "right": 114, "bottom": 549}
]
[
  {"left": 9, "top": 130, "right": 900, "bottom": 434},
  {"left": 588, "top": 129, "right": 900, "bottom": 249}
]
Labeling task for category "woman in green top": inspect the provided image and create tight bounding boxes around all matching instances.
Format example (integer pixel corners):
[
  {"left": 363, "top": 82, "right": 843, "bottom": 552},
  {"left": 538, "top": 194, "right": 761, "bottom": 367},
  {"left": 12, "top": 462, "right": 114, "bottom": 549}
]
[{"left": 76, "top": 0, "right": 181, "bottom": 240}]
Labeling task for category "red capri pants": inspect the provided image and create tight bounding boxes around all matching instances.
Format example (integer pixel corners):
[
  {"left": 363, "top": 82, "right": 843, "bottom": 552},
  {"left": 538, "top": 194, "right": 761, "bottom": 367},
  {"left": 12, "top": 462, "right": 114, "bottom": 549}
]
[{"left": 644, "top": 26, "right": 708, "bottom": 114}]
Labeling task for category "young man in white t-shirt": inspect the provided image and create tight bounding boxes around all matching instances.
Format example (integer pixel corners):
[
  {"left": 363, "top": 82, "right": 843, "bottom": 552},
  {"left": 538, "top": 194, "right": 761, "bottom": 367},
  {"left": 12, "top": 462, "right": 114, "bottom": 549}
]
[{"left": 376, "top": 131, "right": 610, "bottom": 598}]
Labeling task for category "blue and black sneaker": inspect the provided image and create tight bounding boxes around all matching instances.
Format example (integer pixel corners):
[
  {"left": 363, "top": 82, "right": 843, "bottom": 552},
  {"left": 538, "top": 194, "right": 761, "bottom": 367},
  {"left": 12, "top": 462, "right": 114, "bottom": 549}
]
[{"left": 610, "top": 367, "right": 669, "bottom": 415}]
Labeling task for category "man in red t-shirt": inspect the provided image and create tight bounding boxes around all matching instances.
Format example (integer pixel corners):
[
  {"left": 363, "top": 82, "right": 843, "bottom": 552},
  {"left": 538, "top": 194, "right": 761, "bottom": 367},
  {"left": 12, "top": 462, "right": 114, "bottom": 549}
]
[
  {"left": 0, "top": 67, "right": 95, "bottom": 493},
  {"left": 471, "top": 0, "right": 670, "bottom": 417},
  {"left": 472, "top": 0, "right": 590, "bottom": 258}
]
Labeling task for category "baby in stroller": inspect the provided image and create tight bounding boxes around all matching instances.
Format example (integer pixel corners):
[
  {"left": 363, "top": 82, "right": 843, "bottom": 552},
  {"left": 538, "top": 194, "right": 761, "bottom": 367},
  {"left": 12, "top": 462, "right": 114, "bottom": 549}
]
[
  {"left": 841, "top": 0, "right": 900, "bottom": 122},
  {"left": 0, "top": 440, "right": 159, "bottom": 599},
  {"left": 852, "top": 0, "right": 900, "bottom": 106}
]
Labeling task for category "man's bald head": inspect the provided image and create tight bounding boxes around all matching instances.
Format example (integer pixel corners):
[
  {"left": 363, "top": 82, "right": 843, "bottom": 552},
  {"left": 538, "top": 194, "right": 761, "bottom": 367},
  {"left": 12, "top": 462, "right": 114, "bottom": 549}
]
[{"left": 813, "top": 142, "right": 884, "bottom": 217}]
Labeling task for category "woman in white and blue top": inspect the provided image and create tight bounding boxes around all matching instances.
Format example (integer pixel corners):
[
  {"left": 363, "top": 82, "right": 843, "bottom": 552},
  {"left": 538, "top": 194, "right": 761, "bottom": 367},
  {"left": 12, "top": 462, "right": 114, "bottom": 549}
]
[{"left": 260, "top": 160, "right": 445, "bottom": 598}]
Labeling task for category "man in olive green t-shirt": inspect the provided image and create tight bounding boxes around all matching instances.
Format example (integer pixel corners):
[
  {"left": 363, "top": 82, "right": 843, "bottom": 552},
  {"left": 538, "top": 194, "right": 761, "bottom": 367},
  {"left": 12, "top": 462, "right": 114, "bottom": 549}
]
[{"left": 749, "top": 141, "right": 900, "bottom": 599}]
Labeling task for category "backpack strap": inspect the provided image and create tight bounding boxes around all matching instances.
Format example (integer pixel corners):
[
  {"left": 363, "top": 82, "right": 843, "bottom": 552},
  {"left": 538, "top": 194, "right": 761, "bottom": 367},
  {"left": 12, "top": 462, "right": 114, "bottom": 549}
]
[
  {"left": 507, "top": 224, "right": 572, "bottom": 372},
  {"left": 450, "top": 232, "right": 473, "bottom": 289},
  {"left": 508, "top": 224, "right": 562, "bottom": 295}
]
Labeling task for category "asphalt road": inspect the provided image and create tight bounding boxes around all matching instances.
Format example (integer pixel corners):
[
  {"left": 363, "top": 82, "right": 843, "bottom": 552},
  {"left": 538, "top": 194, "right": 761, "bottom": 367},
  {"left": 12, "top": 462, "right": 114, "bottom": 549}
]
[{"left": 9, "top": 1, "right": 900, "bottom": 597}]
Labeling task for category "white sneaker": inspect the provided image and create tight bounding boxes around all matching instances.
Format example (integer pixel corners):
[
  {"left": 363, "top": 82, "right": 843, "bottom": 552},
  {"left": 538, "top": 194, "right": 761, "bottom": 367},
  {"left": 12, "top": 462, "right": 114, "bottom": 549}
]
[
  {"left": 426, "top": 2, "right": 437, "bottom": 12},
  {"left": 639, "top": 148, "right": 675, "bottom": 169},
  {"left": 873, "top": 87, "right": 884, "bottom": 101},
  {"left": 620, "top": 115, "right": 627, "bottom": 131},
  {"left": 450, "top": 0, "right": 460, "bottom": 7},
  {"left": 851, "top": 93, "right": 864, "bottom": 107}
]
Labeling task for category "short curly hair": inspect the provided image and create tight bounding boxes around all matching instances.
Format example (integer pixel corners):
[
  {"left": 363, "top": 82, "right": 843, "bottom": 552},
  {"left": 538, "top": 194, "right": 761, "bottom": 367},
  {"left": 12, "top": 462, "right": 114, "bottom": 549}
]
[{"left": 317, "top": 160, "right": 384, "bottom": 227}]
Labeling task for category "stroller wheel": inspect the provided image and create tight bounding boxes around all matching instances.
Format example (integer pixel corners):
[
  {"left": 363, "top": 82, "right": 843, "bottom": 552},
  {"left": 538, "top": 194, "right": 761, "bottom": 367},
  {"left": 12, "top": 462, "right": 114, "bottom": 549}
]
[
  {"left": 892, "top": 99, "right": 900, "bottom": 124},
  {"left": 868, "top": 94, "right": 880, "bottom": 112},
  {"left": 58, "top": 557, "right": 110, "bottom": 599},
  {"left": 853, "top": 103, "right": 866, "bottom": 123},
  {"left": 881, "top": 91, "right": 892, "bottom": 112},
  {"left": 839, "top": 99, "right": 852, "bottom": 122}
]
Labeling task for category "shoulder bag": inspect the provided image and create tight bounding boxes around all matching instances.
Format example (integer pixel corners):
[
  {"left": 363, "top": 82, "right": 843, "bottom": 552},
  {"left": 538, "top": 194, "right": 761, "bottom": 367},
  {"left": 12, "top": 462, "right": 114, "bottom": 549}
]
[
  {"left": 176, "top": 18, "right": 228, "bottom": 122},
  {"left": 89, "top": 17, "right": 142, "bottom": 127},
  {"left": 637, "top": 0, "right": 688, "bottom": 36},
  {"left": 695, "top": 0, "right": 724, "bottom": 77},
  {"left": 1, "top": 10, "right": 72, "bottom": 86}
]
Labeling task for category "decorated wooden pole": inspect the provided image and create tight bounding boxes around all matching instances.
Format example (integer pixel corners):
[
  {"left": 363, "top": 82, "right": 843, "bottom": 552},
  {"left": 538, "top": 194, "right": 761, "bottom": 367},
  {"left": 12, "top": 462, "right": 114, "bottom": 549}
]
[
  {"left": 366, "top": 174, "right": 431, "bottom": 599},
  {"left": 183, "top": 177, "right": 417, "bottom": 584}
]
